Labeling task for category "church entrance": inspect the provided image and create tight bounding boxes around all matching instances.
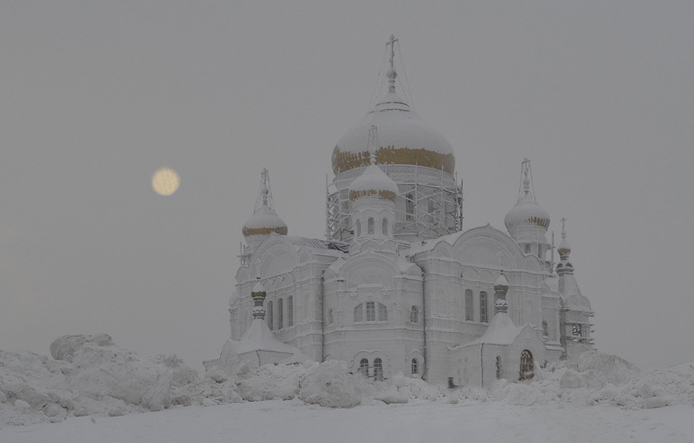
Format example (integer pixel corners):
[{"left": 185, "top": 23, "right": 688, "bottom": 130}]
[{"left": 519, "top": 349, "right": 534, "bottom": 381}]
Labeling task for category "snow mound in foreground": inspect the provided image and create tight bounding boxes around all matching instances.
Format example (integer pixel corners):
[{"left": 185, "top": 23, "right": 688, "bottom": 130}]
[
  {"left": 1, "top": 335, "right": 200, "bottom": 426},
  {"left": 2, "top": 337, "right": 693, "bottom": 428},
  {"left": 484, "top": 350, "right": 693, "bottom": 410}
]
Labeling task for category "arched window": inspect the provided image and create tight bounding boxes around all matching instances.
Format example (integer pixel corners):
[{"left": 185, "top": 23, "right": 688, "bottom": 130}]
[
  {"left": 278, "top": 298, "right": 284, "bottom": 329},
  {"left": 267, "top": 300, "right": 274, "bottom": 330},
  {"left": 542, "top": 320, "right": 548, "bottom": 337},
  {"left": 378, "top": 303, "right": 387, "bottom": 321},
  {"left": 374, "top": 358, "right": 384, "bottom": 381},
  {"left": 479, "top": 291, "right": 488, "bottom": 323},
  {"left": 382, "top": 218, "right": 388, "bottom": 236},
  {"left": 519, "top": 350, "right": 534, "bottom": 381},
  {"left": 366, "top": 301, "right": 376, "bottom": 321},
  {"left": 410, "top": 306, "right": 419, "bottom": 323},
  {"left": 355, "top": 219, "right": 361, "bottom": 237},
  {"left": 287, "top": 296, "right": 293, "bottom": 327},
  {"left": 411, "top": 358, "right": 418, "bottom": 375},
  {"left": 465, "top": 289, "right": 473, "bottom": 321},
  {"left": 328, "top": 308, "right": 334, "bottom": 325},
  {"left": 496, "top": 356, "right": 502, "bottom": 379},
  {"left": 359, "top": 358, "right": 369, "bottom": 377},
  {"left": 367, "top": 217, "right": 374, "bottom": 234},
  {"left": 354, "top": 304, "right": 363, "bottom": 322}
]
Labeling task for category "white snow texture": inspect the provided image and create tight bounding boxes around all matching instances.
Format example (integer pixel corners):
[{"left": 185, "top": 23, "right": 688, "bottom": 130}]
[{"left": 1, "top": 334, "right": 692, "bottom": 429}]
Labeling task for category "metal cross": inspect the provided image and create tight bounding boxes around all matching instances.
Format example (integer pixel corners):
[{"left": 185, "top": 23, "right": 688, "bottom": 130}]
[{"left": 387, "top": 35, "right": 398, "bottom": 70}]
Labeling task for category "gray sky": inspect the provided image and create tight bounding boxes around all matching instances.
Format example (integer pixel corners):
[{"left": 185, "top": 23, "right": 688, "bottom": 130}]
[{"left": 1, "top": 1, "right": 692, "bottom": 372}]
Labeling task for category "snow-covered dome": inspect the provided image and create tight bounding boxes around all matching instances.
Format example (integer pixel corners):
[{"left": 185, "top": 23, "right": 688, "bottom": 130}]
[
  {"left": 332, "top": 91, "right": 455, "bottom": 175},
  {"left": 242, "top": 206, "right": 288, "bottom": 242},
  {"left": 251, "top": 281, "right": 266, "bottom": 297},
  {"left": 558, "top": 233, "right": 572, "bottom": 257},
  {"left": 349, "top": 163, "right": 399, "bottom": 202},
  {"left": 504, "top": 196, "right": 551, "bottom": 231},
  {"left": 242, "top": 169, "right": 288, "bottom": 250},
  {"left": 494, "top": 273, "right": 509, "bottom": 291},
  {"left": 504, "top": 165, "right": 550, "bottom": 231}
]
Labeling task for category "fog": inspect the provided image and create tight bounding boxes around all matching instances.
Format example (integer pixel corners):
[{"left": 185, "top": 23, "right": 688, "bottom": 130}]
[{"left": 1, "top": 1, "right": 692, "bottom": 371}]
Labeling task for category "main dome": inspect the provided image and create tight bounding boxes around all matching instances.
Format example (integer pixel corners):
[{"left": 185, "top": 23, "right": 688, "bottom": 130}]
[{"left": 332, "top": 91, "right": 455, "bottom": 175}]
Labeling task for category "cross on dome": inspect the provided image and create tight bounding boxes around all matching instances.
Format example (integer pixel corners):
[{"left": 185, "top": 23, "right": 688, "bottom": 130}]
[
  {"left": 521, "top": 158, "right": 534, "bottom": 200},
  {"left": 368, "top": 125, "right": 378, "bottom": 165},
  {"left": 386, "top": 34, "right": 399, "bottom": 93},
  {"left": 257, "top": 168, "right": 273, "bottom": 210}
]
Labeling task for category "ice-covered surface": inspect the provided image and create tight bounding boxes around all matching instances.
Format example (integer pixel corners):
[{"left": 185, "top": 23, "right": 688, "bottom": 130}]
[{"left": 1, "top": 337, "right": 693, "bottom": 442}]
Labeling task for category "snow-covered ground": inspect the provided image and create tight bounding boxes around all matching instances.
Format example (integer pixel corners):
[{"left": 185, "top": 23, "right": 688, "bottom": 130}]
[
  {"left": 3, "top": 399, "right": 694, "bottom": 443},
  {"left": 1, "top": 335, "right": 693, "bottom": 442}
]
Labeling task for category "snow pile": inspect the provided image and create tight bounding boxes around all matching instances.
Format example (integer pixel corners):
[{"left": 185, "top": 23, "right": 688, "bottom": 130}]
[
  {"left": 0, "top": 335, "right": 200, "bottom": 426},
  {"left": 193, "top": 359, "right": 442, "bottom": 409},
  {"left": 298, "top": 360, "right": 368, "bottom": 407},
  {"left": 485, "top": 350, "right": 694, "bottom": 410},
  {"left": 2, "top": 336, "right": 693, "bottom": 429}
]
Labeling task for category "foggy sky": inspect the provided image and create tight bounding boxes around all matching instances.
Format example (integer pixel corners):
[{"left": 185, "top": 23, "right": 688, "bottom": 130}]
[{"left": 1, "top": 1, "right": 692, "bottom": 372}]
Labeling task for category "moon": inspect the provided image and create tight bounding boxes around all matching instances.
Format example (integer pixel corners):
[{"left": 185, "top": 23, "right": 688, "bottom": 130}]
[{"left": 152, "top": 167, "right": 180, "bottom": 196}]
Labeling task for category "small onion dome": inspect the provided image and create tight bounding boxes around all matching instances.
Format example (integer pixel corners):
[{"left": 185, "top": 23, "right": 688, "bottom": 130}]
[
  {"left": 348, "top": 164, "right": 399, "bottom": 202},
  {"left": 251, "top": 281, "right": 266, "bottom": 319},
  {"left": 251, "top": 281, "right": 266, "bottom": 298},
  {"left": 504, "top": 195, "right": 551, "bottom": 230},
  {"left": 558, "top": 236, "right": 572, "bottom": 257},
  {"left": 242, "top": 206, "right": 288, "bottom": 248},
  {"left": 494, "top": 273, "right": 509, "bottom": 293},
  {"left": 332, "top": 92, "right": 455, "bottom": 176}
]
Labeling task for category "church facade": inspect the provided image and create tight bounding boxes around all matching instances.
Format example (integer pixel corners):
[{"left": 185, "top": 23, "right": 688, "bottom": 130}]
[{"left": 218, "top": 38, "right": 594, "bottom": 386}]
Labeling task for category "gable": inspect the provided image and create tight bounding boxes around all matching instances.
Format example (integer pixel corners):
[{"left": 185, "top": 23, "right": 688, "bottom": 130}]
[{"left": 340, "top": 252, "right": 399, "bottom": 289}]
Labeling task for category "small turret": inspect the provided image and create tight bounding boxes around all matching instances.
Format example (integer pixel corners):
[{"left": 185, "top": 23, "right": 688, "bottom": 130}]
[
  {"left": 251, "top": 279, "right": 267, "bottom": 320},
  {"left": 494, "top": 272, "right": 510, "bottom": 314},
  {"left": 556, "top": 218, "right": 574, "bottom": 276},
  {"left": 349, "top": 125, "right": 398, "bottom": 240},
  {"left": 504, "top": 159, "right": 551, "bottom": 262}
]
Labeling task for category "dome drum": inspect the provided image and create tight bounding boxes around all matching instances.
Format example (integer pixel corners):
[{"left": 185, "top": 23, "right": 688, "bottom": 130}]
[
  {"left": 242, "top": 225, "right": 289, "bottom": 237},
  {"left": 333, "top": 146, "right": 455, "bottom": 176},
  {"left": 348, "top": 189, "right": 397, "bottom": 202}
]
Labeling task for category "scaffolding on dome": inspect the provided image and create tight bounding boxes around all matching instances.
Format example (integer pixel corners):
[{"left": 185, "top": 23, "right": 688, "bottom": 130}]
[{"left": 326, "top": 165, "right": 463, "bottom": 243}]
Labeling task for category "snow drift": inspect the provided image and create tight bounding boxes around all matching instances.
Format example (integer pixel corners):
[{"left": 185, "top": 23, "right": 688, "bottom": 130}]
[{"left": 1, "top": 335, "right": 693, "bottom": 428}]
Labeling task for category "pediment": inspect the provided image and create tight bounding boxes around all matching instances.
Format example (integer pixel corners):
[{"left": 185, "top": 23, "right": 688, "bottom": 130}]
[{"left": 340, "top": 252, "right": 398, "bottom": 289}]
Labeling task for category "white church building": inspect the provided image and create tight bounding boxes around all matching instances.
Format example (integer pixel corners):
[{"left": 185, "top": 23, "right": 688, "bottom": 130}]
[{"left": 208, "top": 37, "right": 594, "bottom": 386}]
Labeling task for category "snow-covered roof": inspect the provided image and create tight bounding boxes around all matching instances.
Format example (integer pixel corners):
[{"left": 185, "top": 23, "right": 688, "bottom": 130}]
[
  {"left": 287, "top": 236, "right": 349, "bottom": 253},
  {"left": 454, "top": 313, "right": 526, "bottom": 349},
  {"left": 559, "top": 273, "right": 591, "bottom": 311},
  {"left": 405, "top": 224, "right": 508, "bottom": 256},
  {"left": 234, "top": 319, "right": 301, "bottom": 355}
]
